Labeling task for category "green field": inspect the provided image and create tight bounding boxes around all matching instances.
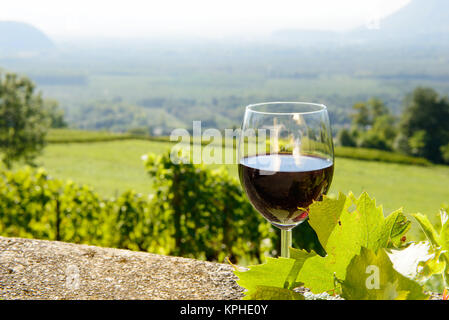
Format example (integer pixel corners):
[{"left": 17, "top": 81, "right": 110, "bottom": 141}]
[
  {"left": 34, "top": 138, "right": 449, "bottom": 239},
  {"left": 36, "top": 140, "right": 169, "bottom": 197}
]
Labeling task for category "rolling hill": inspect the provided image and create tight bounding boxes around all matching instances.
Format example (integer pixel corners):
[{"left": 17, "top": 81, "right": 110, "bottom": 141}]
[
  {"left": 0, "top": 21, "right": 54, "bottom": 56},
  {"left": 379, "top": 0, "right": 449, "bottom": 35},
  {"left": 354, "top": 0, "right": 449, "bottom": 44},
  {"left": 274, "top": 0, "right": 449, "bottom": 45}
]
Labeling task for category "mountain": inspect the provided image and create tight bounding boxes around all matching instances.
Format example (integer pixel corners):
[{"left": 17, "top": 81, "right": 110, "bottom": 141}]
[
  {"left": 379, "top": 0, "right": 449, "bottom": 35},
  {"left": 0, "top": 21, "right": 54, "bottom": 56},
  {"left": 272, "top": 0, "right": 449, "bottom": 46},
  {"left": 350, "top": 0, "right": 449, "bottom": 44}
]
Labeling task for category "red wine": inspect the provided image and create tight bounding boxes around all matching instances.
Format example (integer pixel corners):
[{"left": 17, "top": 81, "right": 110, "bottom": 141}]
[{"left": 239, "top": 154, "right": 334, "bottom": 229}]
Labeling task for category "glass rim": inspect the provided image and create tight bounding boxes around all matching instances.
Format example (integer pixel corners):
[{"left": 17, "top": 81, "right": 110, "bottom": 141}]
[{"left": 246, "top": 101, "right": 327, "bottom": 115}]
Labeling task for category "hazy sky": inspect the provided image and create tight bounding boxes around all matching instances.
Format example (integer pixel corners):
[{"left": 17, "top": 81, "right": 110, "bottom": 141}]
[{"left": 0, "top": 0, "right": 411, "bottom": 38}]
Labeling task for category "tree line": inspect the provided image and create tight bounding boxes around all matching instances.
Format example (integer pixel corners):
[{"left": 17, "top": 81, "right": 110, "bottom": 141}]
[
  {"left": 2, "top": 71, "right": 449, "bottom": 169},
  {"left": 337, "top": 87, "right": 449, "bottom": 164}
]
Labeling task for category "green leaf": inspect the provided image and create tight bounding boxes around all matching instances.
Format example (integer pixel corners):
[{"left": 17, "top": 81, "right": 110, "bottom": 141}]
[
  {"left": 411, "top": 211, "right": 449, "bottom": 286},
  {"left": 342, "top": 247, "right": 429, "bottom": 300},
  {"left": 293, "top": 220, "right": 326, "bottom": 257},
  {"left": 297, "top": 193, "right": 400, "bottom": 293},
  {"left": 345, "top": 192, "right": 388, "bottom": 251},
  {"left": 438, "top": 209, "right": 449, "bottom": 251},
  {"left": 417, "top": 249, "right": 446, "bottom": 282},
  {"left": 383, "top": 209, "right": 411, "bottom": 248},
  {"left": 307, "top": 192, "right": 346, "bottom": 250},
  {"left": 284, "top": 248, "right": 317, "bottom": 290},
  {"left": 413, "top": 213, "right": 440, "bottom": 247},
  {"left": 235, "top": 192, "right": 418, "bottom": 299},
  {"left": 234, "top": 257, "right": 297, "bottom": 299},
  {"left": 234, "top": 249, "right": 315, "bottom": 300},
  {"left": 297, "top": 192, "right": 414, "bottom": 294},
  {"left": 248, "top": 285, "right": 304, "bottom": 300}
]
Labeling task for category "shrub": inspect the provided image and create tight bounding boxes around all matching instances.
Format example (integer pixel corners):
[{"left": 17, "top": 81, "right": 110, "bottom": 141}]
[
  {"left": 337, "top": 128, "right": 357, "bottom": 147},
  {"left": 0, "top": 158, "right": 275, "bottom": 264},
  {"left": 143, "top": 152, "right": 273, "bottom": 263}
]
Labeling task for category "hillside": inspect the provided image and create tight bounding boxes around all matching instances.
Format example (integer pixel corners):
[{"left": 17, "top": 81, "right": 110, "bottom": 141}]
[
  {"left": 351, "top": 0, "right": 449, "bottom": 44},
  {"left": 274, "top": 0, "right": 449, "bottom": 45},
  {"left": 380, "top": 0, "right": 449, "bottom": 35},
  {"left": 0, "top": 21, "right": 54, "bottom": 55}
]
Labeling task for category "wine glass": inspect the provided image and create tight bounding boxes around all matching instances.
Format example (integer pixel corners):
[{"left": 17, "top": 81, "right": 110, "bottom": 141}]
[{"left": 238, "top": 102, "right": 334, "bottom": 258}]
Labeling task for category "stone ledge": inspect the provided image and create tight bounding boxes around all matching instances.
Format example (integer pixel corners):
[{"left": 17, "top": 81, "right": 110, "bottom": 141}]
[{"left": 0, "top": 236, "right": 244, "bottom": 300}]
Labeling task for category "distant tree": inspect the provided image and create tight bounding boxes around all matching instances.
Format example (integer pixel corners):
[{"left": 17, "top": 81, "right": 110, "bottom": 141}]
[
  {"left": 351, "top": 98, "right": 390, "bottom": 128},
  {"left": 44, "top": 99, "right": 67, "bottom": 128},
  {"left": 337, "top": 128, "right": 357, "bottom": 147},
  {"left": 359, "top": 131, "right": 389, "bottom": 150},
  {"left": 0, "top": 72, "right": 50, "bottom": 168},
  {"left": 398, "top": 87, "right": 449, "bottom": 163},
  {"left": 370, "top": 98, "right": 389, "bottom": 118},
  {"left": 407, "top": 130, "right": 427, "bottom": 157},
  {"left": 393, "top": 132, "right": 411, "bottom": 155},
  {"left": 351, "top": 101, "right": 371, "bottom": 129},
  {"left": 348, "top": 98, "right": 397, "bottom": 151},
  {"left": 371, "top": 114, "right": 397, "bottom": 148}
]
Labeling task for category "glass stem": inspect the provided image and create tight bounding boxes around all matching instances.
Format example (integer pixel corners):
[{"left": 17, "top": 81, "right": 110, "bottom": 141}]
[{"left": 281, "top": 229, "right": 292, "bottom": 258}]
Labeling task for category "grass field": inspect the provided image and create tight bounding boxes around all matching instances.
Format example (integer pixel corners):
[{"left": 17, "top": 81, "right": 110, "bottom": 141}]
[
  {"left": 34, "top": 138, "right": 449, "bottom": 239},
  {"left": 36, "top": 140, "right": 170, "bottom": 197}
]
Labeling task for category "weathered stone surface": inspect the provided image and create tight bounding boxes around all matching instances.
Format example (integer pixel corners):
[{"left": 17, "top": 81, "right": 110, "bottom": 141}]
[{"left": 0, "top": 236, "right": 244, "bottom": 300}]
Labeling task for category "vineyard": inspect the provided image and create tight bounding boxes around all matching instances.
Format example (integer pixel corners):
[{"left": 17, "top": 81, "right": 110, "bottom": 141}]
[
  {"left": 34, "top": 132, "right": 449, "bottom": 237},
  {"left": 2, "top": 156, "right": 448, "bottom": 299},
  {"left": 1, "top": 129, "right": 449, "bottom": 299},
  {"left": 0, "top": 151, "right": 275, "bottom": 264}
]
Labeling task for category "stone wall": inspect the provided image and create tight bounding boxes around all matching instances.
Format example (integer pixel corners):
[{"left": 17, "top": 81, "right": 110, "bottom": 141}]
[{"left": 0, "top": 236, "right": 244, "bottom": 300}]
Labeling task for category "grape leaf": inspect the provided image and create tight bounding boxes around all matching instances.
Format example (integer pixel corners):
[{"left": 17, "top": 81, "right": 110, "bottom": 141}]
[
  {"left": 234, "top": 257, "right": 305, "bottom": 300},
  {"left": 417, "top": 249, "right": 446, "bottom": 282},
  {"left": 344, "top": 192, "right": 390, "bottom": 251},
  {"left": 293, "top": 220, "right": 326, "bottom": 257},
  {"left": 412, "top": 210, "right": 449, "bottom": 286},
  {"left": 438, "top": 209, "right": 449, "bottom": 251},
  {"left": 284, "top": 248, "right": 317, "bottom": 290},
  {"left": 383, "top": 208, "right": 411, "bottom": 248},
  {"left": 234, "top": 192, "right": 418, "bottom": 299},
  {"left": 307, "top": 192, "right": 346, "bottom": 250},
  {"left": 341, "top": 247, "right": 429, "bottom": 300},
  {"left": 413, "top": 213, "right": 440, "bottom": 246},
  {"left": 297, "top": 192, "right": 411, "bottom": 293}
]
